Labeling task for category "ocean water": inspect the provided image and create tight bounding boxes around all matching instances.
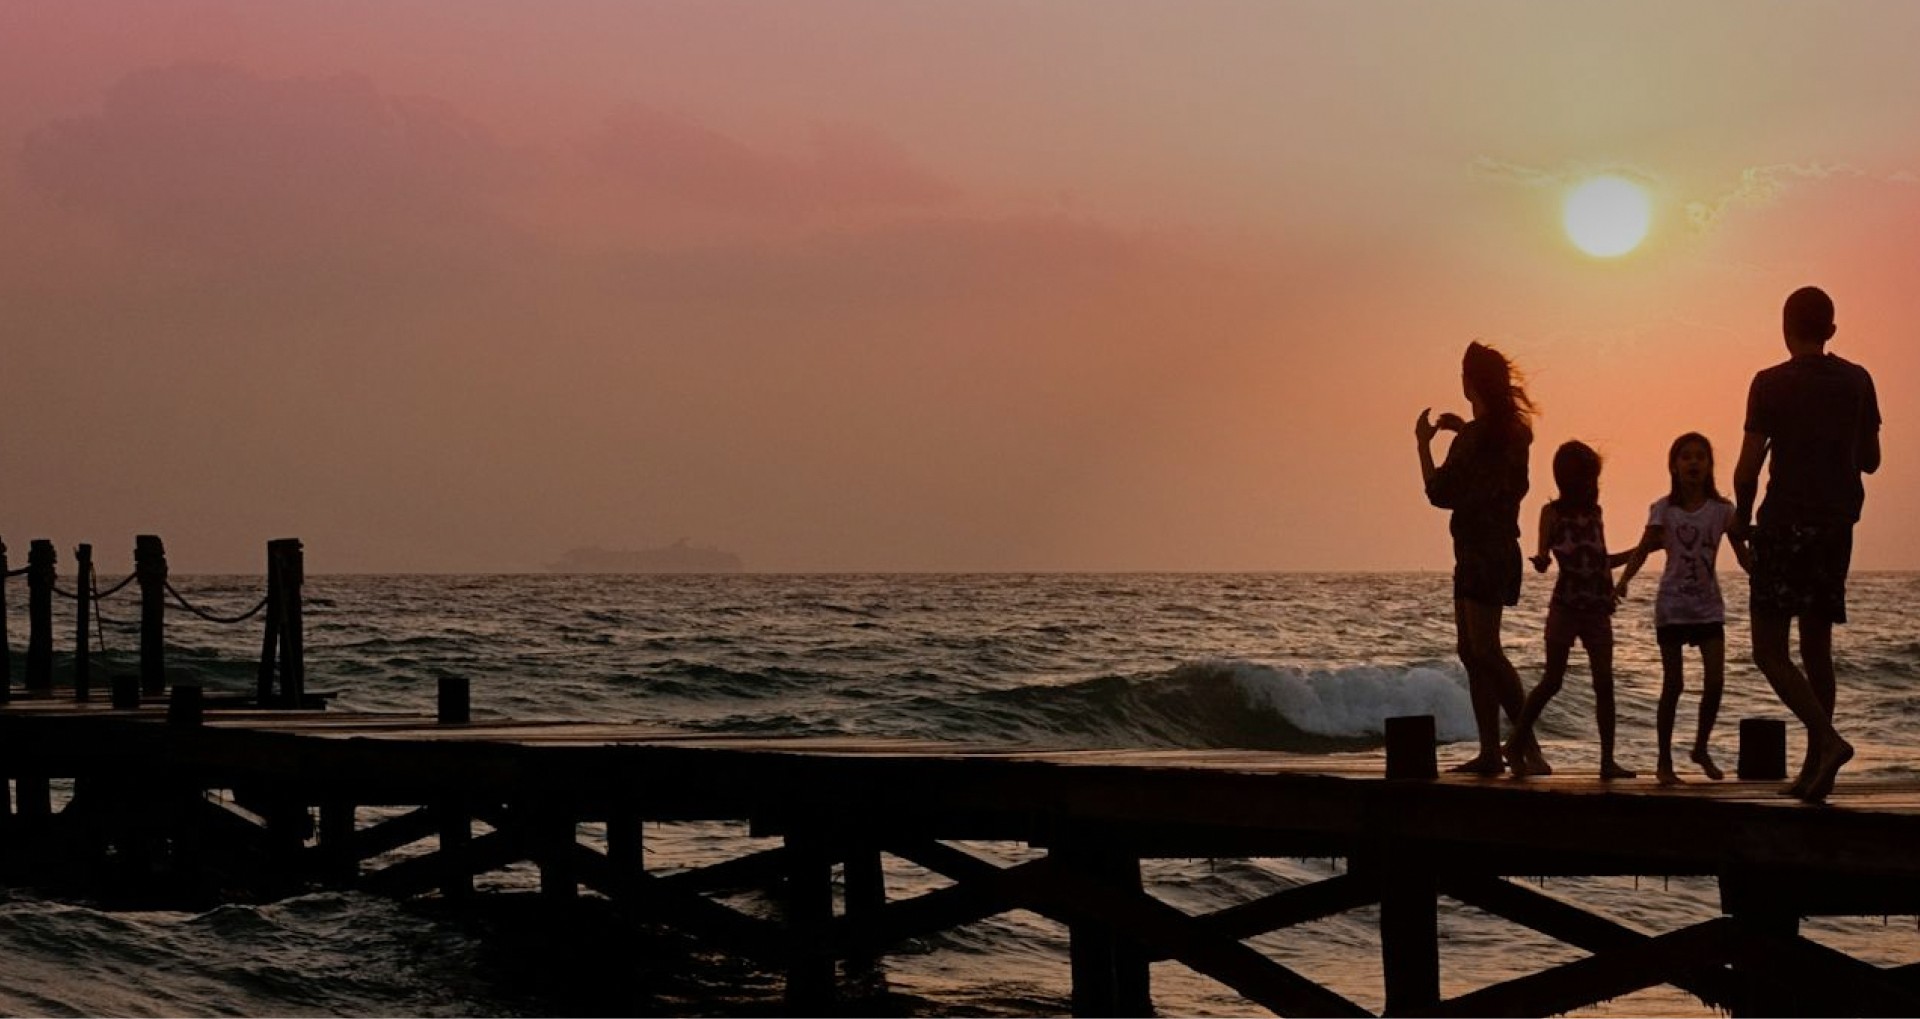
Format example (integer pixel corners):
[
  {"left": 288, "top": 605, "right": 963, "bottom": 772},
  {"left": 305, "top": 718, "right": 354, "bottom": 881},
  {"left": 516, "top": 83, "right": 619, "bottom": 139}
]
[{"left": 4, "top": 571, "right": 1920, "bottom": 1016}]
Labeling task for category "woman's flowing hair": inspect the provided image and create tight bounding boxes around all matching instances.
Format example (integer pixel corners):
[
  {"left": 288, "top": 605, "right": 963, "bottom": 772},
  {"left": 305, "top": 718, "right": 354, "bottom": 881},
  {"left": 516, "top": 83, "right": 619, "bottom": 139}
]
[
  {"left": 1463, "top": 341, "right": 1535, "bottom": 443},
  {"left": 1667, "top": 432, "right": 1729, "bottom": 505}
]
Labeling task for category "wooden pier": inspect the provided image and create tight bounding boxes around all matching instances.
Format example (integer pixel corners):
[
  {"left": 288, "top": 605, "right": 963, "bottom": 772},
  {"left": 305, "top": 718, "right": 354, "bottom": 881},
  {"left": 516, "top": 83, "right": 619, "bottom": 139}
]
[
  {"left": 4, "top": 535, "right": 1920, "bottom": 1016},
  {"left": 3, "top": 689, "right": 1920, "bottom": 1017}
]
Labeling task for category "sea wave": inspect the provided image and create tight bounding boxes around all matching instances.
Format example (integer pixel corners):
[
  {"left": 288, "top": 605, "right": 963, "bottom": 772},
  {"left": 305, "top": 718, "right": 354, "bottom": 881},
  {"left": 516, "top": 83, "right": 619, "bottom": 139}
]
[{"left": 876, "top": 659, "right": 1475, "bottom": 751}]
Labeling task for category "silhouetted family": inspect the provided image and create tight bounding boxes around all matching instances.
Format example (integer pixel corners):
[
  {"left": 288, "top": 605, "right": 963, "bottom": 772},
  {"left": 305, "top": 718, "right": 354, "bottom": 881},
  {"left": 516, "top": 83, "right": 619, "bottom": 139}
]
[{"left": 1416, "top": 286, "right": 1880, "bottom": 802}]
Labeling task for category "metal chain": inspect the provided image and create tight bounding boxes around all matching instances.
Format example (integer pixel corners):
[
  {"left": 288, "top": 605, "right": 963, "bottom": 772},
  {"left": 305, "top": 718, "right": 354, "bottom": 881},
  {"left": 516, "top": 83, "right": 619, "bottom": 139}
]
[{"left": 163, "top": 579, "right": 270, "bottom": 625}]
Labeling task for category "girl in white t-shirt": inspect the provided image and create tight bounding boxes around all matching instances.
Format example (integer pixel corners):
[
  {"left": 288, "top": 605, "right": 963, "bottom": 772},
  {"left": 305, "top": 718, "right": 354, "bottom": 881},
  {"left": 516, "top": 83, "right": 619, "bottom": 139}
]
[{"left": 1616, "top": 433, "right": 1751, "bottom": 785}]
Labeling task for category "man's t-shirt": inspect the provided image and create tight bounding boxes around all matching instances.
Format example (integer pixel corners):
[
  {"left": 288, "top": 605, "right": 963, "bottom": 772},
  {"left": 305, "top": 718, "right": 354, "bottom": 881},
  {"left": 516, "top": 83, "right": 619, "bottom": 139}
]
[{"left": 1745, "top": 353, "right": 1881, "bottom": 527}]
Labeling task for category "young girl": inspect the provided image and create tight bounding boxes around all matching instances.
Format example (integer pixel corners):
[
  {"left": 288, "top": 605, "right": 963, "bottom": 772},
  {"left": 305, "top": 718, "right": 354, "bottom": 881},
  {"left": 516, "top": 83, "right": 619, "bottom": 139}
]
[
  {"left": 1615, "top": 432, "right": 1751, "bottom": 785},
  {"left": 1416, "top": 341, "right": 1546, "bottom": 776},
  {"left": 1507, "top": 441, "right": 1635, "bottom": 779}
]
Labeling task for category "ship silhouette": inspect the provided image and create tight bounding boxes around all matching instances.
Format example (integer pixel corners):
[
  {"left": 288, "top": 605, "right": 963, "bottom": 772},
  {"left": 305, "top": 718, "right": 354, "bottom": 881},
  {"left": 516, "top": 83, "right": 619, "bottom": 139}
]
[{"left": 545, "top": 539, "right": 743, "bottom": 574}]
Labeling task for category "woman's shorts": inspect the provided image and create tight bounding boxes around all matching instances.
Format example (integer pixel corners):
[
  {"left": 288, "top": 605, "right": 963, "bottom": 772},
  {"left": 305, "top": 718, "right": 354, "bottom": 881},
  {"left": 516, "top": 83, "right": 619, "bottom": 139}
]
[
  {"left": 1749, "top": 523, "right": 1852, "bottom": 624},
  {"left": 1656, "top": 622, "right": 1725, "bottom": 649},
  {"left": 1453, "top": 537, "right": 1522, "bottom": 608}
]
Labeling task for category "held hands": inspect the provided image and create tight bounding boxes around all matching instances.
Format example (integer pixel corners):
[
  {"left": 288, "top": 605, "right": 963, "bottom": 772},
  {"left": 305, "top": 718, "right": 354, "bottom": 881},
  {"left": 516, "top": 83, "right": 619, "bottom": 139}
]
[
  {"left": 1613, "top": 577, "right": 1631, "bottom": 602},
  {"left": 1528, "top": 553, "right": 1551, "bottom": 574}
]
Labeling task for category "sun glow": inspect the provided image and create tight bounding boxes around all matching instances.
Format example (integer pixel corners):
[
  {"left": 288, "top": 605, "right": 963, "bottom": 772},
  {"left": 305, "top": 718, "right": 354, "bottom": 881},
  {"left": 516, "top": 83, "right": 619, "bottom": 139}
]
[{"left": 1563, "top": 176, "right": 1652, "bottom": 257}]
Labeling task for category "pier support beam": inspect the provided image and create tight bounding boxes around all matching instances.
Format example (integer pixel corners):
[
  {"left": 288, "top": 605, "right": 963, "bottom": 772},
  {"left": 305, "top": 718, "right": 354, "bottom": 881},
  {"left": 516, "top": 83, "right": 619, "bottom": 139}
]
[
  {"left": 319, "top": 802, "right": 358, "bottom": 882},
  {"left": 537, "top": 808, "right": 578, "bottom": 904},
  {"left": 843, "top": 842, "right": 886, "bottom": 983},
  {"left": 783, "top": 830, "right": 837, "bottom": 1014},
  {"left": 606, "top": 814, "right": 644, "bottom": 903},
  {"left": 1369, "top": 844, "right": 1439, "bottom": 1016},
  {"left": 0, "top": 536, "right": 11, "bottom": 700},
  {"left": 136, "top": 535, "right": 167, "bottom": 697},
  {"left": 438, "top": 805, "right": 472, "bottom": 900},
  {"left": 1051, "top": 841, "right": 1152, "bottom": 1018},
  {"left": 26, "top": 540, "right": 54, "bottom": 694},
  {"left": 73, "top": 543, "right": 93, "bottom": 701}
]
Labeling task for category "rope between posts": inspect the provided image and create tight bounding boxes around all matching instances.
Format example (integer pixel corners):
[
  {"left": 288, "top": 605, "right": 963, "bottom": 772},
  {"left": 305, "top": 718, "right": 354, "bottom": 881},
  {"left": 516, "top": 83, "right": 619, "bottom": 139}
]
[
  {"left": 163, "top": 579, "right": 270, "bottom": 624},
  {"left": 52, "top": 572, "right": 137, "bottom": 602},
  {"left": 93, "top": 572, "right": 137, "bottom": 599},
  {"left": 3, "top": 566, "right": 26, "bottom": 578}
]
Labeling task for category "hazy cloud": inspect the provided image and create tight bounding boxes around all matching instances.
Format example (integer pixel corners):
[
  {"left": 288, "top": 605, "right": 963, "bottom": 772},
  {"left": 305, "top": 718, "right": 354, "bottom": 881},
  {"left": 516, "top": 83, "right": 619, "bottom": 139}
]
[
  {"left": 590, "top": 105, "right": 956, "bottom": 215},
  {"left": 20, "top": 63, "right": 522, "bottom": 262},
  {"left": 1684, "top": 162, "right": 1867, "bottom": 229}
]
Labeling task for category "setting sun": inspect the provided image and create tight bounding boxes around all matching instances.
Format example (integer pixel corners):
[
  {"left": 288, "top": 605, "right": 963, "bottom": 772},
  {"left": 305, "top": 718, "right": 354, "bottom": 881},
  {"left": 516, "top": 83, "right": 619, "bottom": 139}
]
[{"left": 1563, "top": 175, "right": 1652, "bottom": 257}]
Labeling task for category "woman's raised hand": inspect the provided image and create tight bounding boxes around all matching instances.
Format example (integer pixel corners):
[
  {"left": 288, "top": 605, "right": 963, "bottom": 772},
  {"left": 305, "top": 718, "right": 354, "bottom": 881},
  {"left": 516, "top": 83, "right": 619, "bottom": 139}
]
[{"left": 1415, "top": 408, "right": 1440, "bottom": 443}]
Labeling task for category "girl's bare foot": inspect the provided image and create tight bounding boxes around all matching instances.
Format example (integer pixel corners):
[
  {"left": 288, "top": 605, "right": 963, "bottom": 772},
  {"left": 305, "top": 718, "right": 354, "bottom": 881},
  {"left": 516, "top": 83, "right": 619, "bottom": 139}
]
[
  {"left": 1656, "top": 765, "right": 1682, "bottom": 786},
  {"left": 1784, "top": 755, "right": 1818, "bottom": 798},
  {"left": 1799, "top": 738, "right": 1855, "bottom": 803},
  {"left": 1449, "top": 753, "right": 1506, "bottom": 776},
  {"left": 1503, "top": 741, "right": 1531, "bottom": 778},
  {"left": 1600, "top": 760, "right": 1638, "bottom": 781},
  {"left": 1523, "top": 745, "right": 1554, "bottom": 776},
  {"left": 1690, "top": 747, "right": 1724, "bottom": 781}
]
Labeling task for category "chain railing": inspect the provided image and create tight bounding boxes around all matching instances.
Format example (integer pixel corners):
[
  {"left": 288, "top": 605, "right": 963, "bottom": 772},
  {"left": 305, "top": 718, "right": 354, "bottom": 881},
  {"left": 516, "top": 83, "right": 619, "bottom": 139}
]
[{"left": 0, "top": 534, "right": 306, "bottom": 708}]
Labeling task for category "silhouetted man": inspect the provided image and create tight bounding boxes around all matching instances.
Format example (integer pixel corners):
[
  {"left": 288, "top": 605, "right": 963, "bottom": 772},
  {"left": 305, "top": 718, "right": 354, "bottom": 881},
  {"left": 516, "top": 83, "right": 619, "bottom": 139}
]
[{"left": 1732, "top": 285, "right": 1881, "bottom": 802}]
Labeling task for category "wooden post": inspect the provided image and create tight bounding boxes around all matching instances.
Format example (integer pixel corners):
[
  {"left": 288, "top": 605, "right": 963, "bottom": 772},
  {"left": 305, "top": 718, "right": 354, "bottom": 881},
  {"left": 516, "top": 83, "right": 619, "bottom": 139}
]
[
  {"left": 1385, "top": 714, "right": 1438, "bottom": 780},
  {"left": 73, "top": 543, "right": 93, "bottom": 700},
  {"left": 111, "top": 674, "right": 140, "bottom": 710},
  {"left": 319, "top": 802, "right": 358, "bottom": 882},
  {"left": 844, "top": 843, "right": 887, "bottom": 981},
  {"left": 607, "top": 814, "right": 645, "bottom": 903},
  {"left": 135, "top": 535, "right": 167, "bottom": 696},
  {"left": 14, "top": 775, "right": 51, "bottom": 819},
  {"left": 1053, "top": 841, "right": 1152, "bottom": 1018},
  {"left": 439, "top": 803, "right": 472, "bottom": 900},
  {"left": 784, "top": 830, "right": 837, "bottom": 1013},
  {"left": 26, "top": 539, "right": 55, "bottom": 693},
  {"left": 1723, "top": 870, "right": 1800, "bottom": 1017},
  {"left": 271, "top": 538, "right": 304, "bottom": 708},
  {"left": 0, "top": 536, "right": 11, "bottom": 701},
  {"left": 168, "top": 684, "right": 204, "bottom": 727},
  {"left": 1373, "top": 844, "right": 1441, "bottom": 1016},
  {"left": 1738, "top": 719, "right": 1788, "bottom": 780},
  {"left": 539, "top": 808, "right": 579, "bottom": 904},
  {"left": 438, "top": 676, "right": 471, "bottom": 724},
  {"left": 257, "top": 542, "right": 280, "bottom": 704}
]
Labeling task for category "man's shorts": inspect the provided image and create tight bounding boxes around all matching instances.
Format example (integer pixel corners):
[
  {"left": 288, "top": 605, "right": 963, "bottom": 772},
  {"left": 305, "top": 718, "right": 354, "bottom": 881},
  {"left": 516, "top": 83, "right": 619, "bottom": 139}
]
[
  {"left": 1749, "top": 523, "right": 1853, "bottom": 624},
  {"left": 1453, "top": 537, "right": 1522, "bottom": 608},
  {"left": 1656, "top": 621, "right": 1726, "bottom": 649},
  {"left": 1546, "top": 605, "right": 1614, "bottom": 652}
]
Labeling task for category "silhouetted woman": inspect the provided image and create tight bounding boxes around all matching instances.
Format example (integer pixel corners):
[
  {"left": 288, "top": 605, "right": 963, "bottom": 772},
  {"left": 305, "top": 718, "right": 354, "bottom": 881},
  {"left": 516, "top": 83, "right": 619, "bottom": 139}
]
[{"left": 1416, "top": 341, "right": 1546, "bottom": 775}]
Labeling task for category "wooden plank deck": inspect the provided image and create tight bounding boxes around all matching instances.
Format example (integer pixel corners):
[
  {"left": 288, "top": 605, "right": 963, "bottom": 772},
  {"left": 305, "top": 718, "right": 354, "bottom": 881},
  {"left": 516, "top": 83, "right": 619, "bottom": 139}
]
[{"left": 6, "top": 694, "right": 1920, "bottom": 1016}]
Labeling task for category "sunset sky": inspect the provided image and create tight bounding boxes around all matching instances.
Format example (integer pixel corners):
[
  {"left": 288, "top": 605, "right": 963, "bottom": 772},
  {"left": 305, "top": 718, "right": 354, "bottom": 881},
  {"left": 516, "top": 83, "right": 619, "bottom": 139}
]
[{"left": 3, "top": 1, "right": 1915, "bottom": 573}]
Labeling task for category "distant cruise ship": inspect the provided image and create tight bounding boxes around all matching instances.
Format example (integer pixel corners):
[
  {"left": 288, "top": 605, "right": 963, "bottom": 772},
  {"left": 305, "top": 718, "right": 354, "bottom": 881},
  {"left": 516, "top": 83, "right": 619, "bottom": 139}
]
[{"left": 545, "top": 540, "right": 744, "bottom": 574}]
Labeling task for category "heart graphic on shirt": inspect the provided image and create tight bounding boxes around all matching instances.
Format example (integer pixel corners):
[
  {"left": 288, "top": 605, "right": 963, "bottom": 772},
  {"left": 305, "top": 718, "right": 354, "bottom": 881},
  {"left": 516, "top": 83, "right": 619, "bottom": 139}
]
[{"left": 1675, "top": 520, "right": 1701, "bottom": 550}]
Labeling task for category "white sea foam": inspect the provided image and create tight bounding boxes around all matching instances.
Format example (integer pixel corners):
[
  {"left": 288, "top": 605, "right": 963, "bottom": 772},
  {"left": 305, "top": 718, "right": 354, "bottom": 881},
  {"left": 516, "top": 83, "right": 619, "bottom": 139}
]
[{"left": 1225, "top": 661, "right": 1477, "bottom": 742}]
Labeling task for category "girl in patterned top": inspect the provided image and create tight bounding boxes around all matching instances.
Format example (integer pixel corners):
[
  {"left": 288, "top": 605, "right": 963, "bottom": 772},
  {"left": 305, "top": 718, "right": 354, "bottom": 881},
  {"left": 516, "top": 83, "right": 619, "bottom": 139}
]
[
  {"left": 1615, "top": 433, "right": 1751, "bottom": 785},
  {"left": 1507, "top": 441, "right": 1636, "bottom": 779}
]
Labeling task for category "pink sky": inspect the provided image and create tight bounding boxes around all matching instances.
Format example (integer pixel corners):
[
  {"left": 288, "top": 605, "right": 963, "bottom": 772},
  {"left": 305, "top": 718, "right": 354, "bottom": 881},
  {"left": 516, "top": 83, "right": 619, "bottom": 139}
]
[{"left": 2, "top": 1, "right": 1916, "bottom": 572}]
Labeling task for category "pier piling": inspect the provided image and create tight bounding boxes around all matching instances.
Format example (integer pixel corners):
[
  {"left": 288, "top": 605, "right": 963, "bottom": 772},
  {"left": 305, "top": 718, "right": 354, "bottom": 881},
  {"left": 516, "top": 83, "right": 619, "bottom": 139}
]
[
  {"left": 26, "top": 539, "right": 55, "bottom": 693},
  {"left": 135, "top": 535, "right": 166, "bottom": 696},
  {"left": 73, "top": 543, "right": 93, "bottom": 700},
  {"left": 1384, "top": 715, "right": 1438, "bottom": 781},
  {"left": 1738, "top": 719, "right": 1788, "bottom": 781}
]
